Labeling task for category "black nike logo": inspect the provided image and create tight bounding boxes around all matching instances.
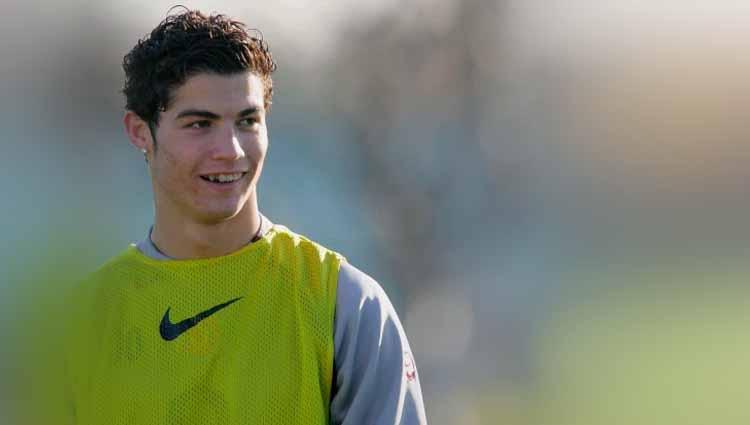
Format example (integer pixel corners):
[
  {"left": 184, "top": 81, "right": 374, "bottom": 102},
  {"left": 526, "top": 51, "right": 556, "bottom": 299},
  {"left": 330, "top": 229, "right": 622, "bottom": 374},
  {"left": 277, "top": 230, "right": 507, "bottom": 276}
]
[{"left": 159, "top": 297, "right": 243, "bottom": 341}]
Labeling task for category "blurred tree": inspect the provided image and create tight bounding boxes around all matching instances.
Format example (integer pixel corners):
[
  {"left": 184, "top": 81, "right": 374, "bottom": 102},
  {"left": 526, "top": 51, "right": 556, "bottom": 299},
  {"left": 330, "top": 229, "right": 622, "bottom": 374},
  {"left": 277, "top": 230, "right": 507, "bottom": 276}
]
[{"left": 328, "top": 0, "right": 524, "bottom": 296}]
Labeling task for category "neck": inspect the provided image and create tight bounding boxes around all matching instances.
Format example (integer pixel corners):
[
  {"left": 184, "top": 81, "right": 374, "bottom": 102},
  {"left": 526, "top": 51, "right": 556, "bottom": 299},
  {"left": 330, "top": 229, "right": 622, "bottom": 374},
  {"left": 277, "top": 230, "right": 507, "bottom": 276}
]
[{"left": 150, "top": 195, "right": 261, "bottom": 260}]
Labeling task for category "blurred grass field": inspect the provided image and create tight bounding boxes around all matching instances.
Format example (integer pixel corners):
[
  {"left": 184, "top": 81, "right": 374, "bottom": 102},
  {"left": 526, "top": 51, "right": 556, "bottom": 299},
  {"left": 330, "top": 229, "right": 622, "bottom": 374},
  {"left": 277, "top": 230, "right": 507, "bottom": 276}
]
[{"left": 530, "top": 264, "right": 750, "bottom": 425}]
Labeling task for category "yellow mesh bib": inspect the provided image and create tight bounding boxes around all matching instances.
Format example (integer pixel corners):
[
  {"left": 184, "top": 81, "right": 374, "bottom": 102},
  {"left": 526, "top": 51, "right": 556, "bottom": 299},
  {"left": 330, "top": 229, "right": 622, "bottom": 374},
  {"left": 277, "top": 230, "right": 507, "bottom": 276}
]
[{"left": 65, "top": 225, "right": 341, "bottom": 424}]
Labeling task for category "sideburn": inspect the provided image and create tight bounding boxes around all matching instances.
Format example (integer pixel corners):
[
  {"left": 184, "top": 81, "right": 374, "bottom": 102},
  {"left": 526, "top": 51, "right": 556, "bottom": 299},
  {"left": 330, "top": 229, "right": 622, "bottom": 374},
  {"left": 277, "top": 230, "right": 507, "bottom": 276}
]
[{"left": 147, "top": 122, "right": 159, "bottom": 153}]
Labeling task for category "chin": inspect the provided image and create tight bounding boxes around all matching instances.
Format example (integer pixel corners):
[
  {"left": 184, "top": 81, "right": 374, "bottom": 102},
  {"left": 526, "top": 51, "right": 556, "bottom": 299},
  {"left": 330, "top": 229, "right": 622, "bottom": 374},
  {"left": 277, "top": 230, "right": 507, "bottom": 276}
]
[{"left": 194, "top": 205, "right": 245, "bottom": 224}]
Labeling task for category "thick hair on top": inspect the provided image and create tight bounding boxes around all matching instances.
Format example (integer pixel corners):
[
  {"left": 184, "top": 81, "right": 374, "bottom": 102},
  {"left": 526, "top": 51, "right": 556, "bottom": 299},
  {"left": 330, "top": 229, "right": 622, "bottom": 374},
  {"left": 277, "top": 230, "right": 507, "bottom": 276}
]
[{"left": 122, "top": 9, "right": 277, "bottom": 127}]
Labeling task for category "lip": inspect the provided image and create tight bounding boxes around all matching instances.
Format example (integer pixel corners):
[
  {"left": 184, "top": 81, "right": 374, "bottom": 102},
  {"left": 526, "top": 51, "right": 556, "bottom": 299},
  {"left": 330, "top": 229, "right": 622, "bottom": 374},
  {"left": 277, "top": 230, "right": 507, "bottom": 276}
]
[
  {"left": 199, "top": 171, "right": 248, "bottom": 176},
  {"left": 198, "top": 171, "right": 248, "bottom": 191}
]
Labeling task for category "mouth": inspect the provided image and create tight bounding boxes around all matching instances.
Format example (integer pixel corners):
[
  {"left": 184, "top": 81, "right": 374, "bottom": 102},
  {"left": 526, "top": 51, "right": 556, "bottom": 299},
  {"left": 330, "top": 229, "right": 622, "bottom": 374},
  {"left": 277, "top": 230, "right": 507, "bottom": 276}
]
[{"left": 199, "top": 172, "right": 248, "bottom": 185}]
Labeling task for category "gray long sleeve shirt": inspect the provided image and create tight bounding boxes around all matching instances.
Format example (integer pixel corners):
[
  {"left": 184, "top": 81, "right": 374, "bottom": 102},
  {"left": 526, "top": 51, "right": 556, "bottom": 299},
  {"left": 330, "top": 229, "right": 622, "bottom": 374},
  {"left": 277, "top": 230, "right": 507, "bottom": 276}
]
[{"left": 136, "top": 215, "right": 427, "bottom": 425}]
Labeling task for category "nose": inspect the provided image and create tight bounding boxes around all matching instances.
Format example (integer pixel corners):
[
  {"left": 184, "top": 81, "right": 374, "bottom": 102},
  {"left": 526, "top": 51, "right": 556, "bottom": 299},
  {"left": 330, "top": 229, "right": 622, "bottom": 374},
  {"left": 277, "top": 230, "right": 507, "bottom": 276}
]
[{"left": 212, "top": 124, "right": 245, "bottom": 161}]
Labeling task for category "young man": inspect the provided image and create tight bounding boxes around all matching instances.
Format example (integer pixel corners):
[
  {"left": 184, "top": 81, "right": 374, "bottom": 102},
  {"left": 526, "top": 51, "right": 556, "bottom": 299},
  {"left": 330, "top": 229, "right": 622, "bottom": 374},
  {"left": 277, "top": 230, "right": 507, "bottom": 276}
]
[{"left": 64, "top": 9, "right": 427, "bottom": 425}]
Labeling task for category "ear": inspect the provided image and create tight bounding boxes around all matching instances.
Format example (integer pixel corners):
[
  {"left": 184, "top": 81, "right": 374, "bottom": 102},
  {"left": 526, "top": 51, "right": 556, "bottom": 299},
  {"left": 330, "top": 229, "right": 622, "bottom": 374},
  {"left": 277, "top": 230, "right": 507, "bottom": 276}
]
[{"left": 123, "top": 111, "right": 155, "bottom": 156}]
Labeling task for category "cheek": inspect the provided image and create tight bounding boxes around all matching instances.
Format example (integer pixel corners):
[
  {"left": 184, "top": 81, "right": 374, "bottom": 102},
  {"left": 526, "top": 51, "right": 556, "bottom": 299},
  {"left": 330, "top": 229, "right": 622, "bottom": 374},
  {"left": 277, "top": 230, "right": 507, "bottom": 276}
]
[
  {"left": 246, "top": 134, "right": 269, "bottom": 163},
  {"left": 154, "top": 147, "right": 198, "bottom": 189}
]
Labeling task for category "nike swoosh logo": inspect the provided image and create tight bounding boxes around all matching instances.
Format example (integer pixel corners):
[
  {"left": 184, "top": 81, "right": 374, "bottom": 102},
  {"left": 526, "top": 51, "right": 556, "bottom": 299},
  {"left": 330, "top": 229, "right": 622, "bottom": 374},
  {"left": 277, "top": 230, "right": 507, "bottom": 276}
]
[{"left": 160, "top": 297, "right": 243, "bottom": 341}]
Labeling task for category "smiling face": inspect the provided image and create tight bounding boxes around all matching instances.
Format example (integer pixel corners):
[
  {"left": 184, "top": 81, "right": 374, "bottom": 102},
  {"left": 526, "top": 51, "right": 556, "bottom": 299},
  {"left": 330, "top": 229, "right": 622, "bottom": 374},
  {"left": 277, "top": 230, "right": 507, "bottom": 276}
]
[{"left": 140, "top": 72, "right": 268, "bottom": 225}]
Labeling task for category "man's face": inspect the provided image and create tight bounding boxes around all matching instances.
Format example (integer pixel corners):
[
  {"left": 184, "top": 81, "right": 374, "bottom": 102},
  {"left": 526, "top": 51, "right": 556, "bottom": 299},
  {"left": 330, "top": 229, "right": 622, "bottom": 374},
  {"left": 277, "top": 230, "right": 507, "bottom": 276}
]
[{"left": 148, "top": 72, "right": 268, "bottom": 224}]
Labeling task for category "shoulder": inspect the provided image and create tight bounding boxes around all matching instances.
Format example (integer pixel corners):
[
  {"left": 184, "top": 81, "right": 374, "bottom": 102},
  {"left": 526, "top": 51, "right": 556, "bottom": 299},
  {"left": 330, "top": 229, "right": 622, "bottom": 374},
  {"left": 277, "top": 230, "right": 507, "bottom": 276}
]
[
  {"left": 267, "top": 223, "right": 346, "bottom": 264},
  {"left": 64, "top": 246, "right": 140, "bottom": 352},
  {"left": 336, "top": 262, "right": 393, "bottom": 315},
  {"left": 71, "top": 245, "right": 148, "bottom": 309},
  {"left": 333, "top": 261, "right": 402, "bottom": 352},
  {"left": 333, "top": 261, "right": 401, "bottom": 355},
  {"left": 78, "top": 246, "right": 136, "bottom": 285},
  {"left": 91, "top": 244, "right": 146, "bottom": 274}
]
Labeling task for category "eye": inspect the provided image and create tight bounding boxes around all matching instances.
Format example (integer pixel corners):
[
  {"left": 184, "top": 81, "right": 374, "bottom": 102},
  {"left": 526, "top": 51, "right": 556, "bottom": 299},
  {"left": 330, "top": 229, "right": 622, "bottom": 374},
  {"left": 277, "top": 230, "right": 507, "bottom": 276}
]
[
  {"left": 186, "top": 120, "right": 211, "bottom": 129},
  {"left": 238, "top": 117, "right": 259, "bottom": 128}
]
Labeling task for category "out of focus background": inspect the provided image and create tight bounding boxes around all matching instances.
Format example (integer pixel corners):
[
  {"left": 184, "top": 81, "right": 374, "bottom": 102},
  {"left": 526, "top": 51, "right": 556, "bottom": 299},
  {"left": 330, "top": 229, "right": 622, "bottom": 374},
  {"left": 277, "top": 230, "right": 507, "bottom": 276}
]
[{"left": 3, "top": 1, "right": 750, "bottom": 423}]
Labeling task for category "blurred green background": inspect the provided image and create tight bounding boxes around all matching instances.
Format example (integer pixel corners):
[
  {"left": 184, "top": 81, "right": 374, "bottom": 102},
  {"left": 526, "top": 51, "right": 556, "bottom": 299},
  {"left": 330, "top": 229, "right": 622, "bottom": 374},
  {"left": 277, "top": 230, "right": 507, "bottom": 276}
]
[{"left": 2, "top": 1, "right": 750, "bottom": 424}]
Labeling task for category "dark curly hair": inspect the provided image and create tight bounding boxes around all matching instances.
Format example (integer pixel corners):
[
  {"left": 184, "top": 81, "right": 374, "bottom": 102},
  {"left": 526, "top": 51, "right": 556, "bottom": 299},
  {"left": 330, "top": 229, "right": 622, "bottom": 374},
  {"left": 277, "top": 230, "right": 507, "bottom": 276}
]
[{"left": 122, "top": 8, "right": 277, "bottom": 129}]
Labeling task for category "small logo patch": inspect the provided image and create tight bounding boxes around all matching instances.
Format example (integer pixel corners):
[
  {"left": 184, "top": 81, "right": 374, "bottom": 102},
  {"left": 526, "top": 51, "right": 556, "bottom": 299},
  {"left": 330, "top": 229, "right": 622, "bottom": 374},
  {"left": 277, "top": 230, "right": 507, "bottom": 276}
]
[
  {"left": 160, "top": 297, "right": 243, "bottom": 341},
  {"left": 404, "top": 351, "right": 417, "bottom": 382}
]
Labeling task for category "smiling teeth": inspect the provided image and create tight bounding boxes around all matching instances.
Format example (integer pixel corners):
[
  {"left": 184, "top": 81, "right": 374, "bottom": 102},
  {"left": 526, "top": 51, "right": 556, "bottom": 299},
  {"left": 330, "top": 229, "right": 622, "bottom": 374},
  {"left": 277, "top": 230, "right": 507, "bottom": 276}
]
[{"left": 205, "top": 173, "right": 243, "bottom": 183}]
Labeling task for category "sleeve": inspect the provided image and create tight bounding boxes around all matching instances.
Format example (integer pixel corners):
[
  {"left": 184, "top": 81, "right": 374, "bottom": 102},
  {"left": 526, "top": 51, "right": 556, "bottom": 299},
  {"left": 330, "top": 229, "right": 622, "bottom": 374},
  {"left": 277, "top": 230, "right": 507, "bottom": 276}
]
[{"left": 329, "top": 262, "right": 428, "bottom": 425}]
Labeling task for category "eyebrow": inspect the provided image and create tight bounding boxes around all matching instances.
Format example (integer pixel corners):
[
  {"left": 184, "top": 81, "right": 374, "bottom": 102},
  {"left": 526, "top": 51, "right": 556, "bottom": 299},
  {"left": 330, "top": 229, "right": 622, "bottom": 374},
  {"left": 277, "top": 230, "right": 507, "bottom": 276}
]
[
  {"left": 175, "top": 109, "right": 220, "bottom": 120},
  {"left": 237, "top": 107, "right": 260, "bottom": 117},
  {"left": 175, "top": 107, "right": 260, "bottom": 120}
]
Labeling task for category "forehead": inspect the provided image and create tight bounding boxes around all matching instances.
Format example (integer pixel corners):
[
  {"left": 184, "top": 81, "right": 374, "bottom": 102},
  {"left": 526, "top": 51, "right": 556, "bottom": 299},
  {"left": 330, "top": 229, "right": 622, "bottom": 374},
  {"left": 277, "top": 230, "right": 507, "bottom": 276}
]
[{"left": 167, "top": 72, "right": 265, "bottom": 116}]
